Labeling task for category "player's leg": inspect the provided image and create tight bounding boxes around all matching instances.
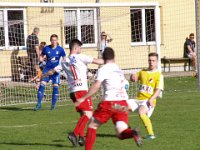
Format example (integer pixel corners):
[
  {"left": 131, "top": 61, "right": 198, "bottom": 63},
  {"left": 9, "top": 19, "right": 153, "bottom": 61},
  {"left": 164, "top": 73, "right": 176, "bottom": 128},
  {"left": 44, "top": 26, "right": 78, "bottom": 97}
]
[
  {"left": 34, "top": 80, "right": 47, "bottom": 111},
  {"left": 85, "top": 101, "right": 111, "bottom": 150},
  {"left": 126, "top": 99, "right": 139, "bottom": 112},
  {"left": 68, "top": 91, "right": 93, "bottom": 147},
  {"left": 69, "top": 110, "right": 93, "bottom": 147},
  {"left": 138, "top": 103, "right": 155, "bottom": 139},
  {"left": 85, "top": 118, "right": 101, "bottom": 150},
  {"left": 51, "top": 73, "right": 61, "bottom": 109},
  {"left": 112, "top": 100, "right": 142, "bottom": 147}
]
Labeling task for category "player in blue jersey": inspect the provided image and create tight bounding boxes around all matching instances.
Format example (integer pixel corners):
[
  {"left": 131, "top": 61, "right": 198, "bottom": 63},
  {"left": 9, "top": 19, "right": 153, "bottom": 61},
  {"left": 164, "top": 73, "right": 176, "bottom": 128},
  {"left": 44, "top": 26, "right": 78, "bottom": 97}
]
[{"left": 34, "top": 34, "right": 66, "bottom": 111}]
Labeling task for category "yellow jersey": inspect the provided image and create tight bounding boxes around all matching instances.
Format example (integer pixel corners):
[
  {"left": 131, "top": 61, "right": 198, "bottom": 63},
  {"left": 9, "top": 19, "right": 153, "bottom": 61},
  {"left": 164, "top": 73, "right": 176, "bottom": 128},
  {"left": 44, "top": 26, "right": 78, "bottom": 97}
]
[{"left": 136, "top": 69, "right": 164, "bottom": 104}]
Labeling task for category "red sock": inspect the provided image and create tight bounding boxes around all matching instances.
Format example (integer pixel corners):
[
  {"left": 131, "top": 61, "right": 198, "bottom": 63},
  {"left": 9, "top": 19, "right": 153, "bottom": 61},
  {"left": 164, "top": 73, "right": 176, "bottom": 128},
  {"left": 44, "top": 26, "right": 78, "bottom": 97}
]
[
  {"left": 73, "top": 115, "right": 89, "bottom": 137},
  {"left": 119, "top": 128, "right": 133, "bottom": 139},
  {"left": 85, "top": 128, "right": 96, "bottom": 150}
]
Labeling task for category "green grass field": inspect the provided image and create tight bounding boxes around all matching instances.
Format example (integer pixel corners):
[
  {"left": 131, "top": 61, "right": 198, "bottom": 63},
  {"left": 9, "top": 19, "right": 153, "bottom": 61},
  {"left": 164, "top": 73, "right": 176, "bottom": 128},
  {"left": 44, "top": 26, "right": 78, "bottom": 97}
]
[{"left": 0, "top": 77, "right": 200, "bottom": 150}]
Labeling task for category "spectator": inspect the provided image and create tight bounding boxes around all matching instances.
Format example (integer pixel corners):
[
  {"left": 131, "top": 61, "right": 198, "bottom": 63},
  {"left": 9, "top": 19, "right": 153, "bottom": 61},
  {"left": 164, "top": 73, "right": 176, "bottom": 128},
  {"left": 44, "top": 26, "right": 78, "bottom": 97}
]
[
  {"left": 26, "top": 27, "right": 40, "bottom": 77},
  {"left": 100, "top": 31, "right": 113, "bottom": 55},
  {"left": 184, "top": 33, "right": 197, "bottom": 73}
]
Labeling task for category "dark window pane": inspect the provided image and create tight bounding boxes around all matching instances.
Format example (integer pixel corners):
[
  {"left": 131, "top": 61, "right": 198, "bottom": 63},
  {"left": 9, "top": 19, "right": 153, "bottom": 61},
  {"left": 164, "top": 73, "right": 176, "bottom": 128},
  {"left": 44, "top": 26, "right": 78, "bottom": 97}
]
[
  {"left": 64, "top": 26, "right": 77, "bottom": 44},
  {"left": 145, "top": 9, "right": 155, "bottom": 42},
  {"left": 80, "top": 10, "right": 95, "bottom": 44},
  {"left": 81, "top": 25, "right": 94, "bottom": 44},
  {"left": 0, "top": 11, "right": 5, "bottom": 46},
  {"left": 8, "top": 10, "right": 25, "bottom": 46},
  {"left": 64, "top": 10, "right": 77, "bottom": 44},
  {"left": 131, "top": 9, "right": 142, "bottom": 42}
]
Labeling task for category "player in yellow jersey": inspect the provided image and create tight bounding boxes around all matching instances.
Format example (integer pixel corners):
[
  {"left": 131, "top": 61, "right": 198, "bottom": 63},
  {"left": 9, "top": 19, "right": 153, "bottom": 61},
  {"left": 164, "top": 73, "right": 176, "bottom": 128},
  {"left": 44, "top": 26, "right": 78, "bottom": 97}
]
[{"left": 127, "top": 52, "right": 164, "bottom": 140}]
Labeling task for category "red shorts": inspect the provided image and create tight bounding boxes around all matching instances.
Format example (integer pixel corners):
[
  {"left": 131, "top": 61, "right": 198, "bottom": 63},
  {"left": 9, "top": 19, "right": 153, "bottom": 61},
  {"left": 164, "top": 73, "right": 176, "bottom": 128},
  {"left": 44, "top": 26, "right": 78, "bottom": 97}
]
[
  {"left": 93, "top": 100, "right": 129, "bottom": 125},
  {"left": 70, "top": 91, "right": 93, "bottom": 112}
]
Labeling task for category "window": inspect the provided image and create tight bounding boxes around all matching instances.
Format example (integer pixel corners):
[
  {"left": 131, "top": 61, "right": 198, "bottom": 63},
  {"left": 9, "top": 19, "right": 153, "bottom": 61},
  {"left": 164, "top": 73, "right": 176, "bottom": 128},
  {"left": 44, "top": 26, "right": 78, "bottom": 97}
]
[
  {"left": 64, "top": 9, "right": 97, "bottom": 47},
  {"left": 0, "top": 9, "right": 26, "bottom": 49},
  {"left": 131, "top": 8, "right": 155, "bottom": 45}
]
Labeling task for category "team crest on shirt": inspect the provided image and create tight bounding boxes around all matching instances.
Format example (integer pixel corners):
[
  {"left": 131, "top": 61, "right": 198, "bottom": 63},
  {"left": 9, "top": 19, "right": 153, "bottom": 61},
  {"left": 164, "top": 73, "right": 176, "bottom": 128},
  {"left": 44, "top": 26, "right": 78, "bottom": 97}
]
[
  {"left": 149, "top": 78, "right": 153, "bottom": 83},
  {"left": 56, "top": 51, "right": 59, "bottom": 54},
  {"left": 48, "top": 51, "right": 50, "bottom": 54}
]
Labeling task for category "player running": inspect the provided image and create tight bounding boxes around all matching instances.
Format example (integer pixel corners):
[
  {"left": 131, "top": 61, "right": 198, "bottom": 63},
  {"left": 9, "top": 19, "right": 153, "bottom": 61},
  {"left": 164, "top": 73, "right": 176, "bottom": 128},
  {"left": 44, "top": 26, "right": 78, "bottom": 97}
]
[
  {"left": 127, "top": 52, "right": 164, "bottom": 140},
  {"left": 34, "top": 34, "right": 66, "bottom": 111},
  {"left": 46, "top": 39, "right": 103, "bottom": 147},
  {"left": 75, "top": 47, "right": 143, "bottom": 150}
]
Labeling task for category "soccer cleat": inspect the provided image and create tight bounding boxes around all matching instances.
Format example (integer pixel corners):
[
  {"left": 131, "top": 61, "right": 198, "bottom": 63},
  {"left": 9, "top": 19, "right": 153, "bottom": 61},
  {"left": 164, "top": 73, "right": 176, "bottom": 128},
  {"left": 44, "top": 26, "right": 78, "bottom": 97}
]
[
  {"left": 78, "top": 136, "right": 85, "bottom": 146},
  {"left": 34, "top": 104, "right": 41, "bottom": 111},
  {"left": 132, "top": 128, "right": 143, "bottom": 147},
  {"left": 146, "top": 135, "right": 156, "bottom": 140},
  {"left": 68, "top": 133, "right": 78, "bottom": 147}
]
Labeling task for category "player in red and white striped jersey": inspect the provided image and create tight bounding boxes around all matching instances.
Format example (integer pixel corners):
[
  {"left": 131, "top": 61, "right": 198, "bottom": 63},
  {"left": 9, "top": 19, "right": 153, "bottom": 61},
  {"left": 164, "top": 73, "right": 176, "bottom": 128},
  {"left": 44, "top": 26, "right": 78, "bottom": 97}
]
[
  {"left": 75, "top": 47, "right": 143, "bottom": 150},
  {"left": 54, "top": 39, "right": 103, "bottom": 147}
]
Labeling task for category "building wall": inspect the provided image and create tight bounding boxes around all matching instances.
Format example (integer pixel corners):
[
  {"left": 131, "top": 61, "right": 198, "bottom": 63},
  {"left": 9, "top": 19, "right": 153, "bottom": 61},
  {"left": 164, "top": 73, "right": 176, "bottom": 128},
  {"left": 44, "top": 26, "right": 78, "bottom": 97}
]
[{"left": 0, "top": 0, "right": 196, "bottom": 77}]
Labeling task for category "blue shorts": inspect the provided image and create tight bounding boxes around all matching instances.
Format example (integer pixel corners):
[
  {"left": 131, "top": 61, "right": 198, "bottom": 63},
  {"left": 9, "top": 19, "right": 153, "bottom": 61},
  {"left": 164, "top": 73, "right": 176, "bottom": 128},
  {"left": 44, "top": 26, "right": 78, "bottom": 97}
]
[{"left": 42, "top": 68, "right": 60, "bottom": 84}]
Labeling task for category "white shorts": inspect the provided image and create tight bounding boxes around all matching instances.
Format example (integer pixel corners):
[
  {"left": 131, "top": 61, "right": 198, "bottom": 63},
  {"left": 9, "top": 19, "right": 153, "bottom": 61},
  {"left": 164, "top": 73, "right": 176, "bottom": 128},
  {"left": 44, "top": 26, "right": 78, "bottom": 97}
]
[{"left": 127, "top": 99, "right": 154, "bottom": 117}]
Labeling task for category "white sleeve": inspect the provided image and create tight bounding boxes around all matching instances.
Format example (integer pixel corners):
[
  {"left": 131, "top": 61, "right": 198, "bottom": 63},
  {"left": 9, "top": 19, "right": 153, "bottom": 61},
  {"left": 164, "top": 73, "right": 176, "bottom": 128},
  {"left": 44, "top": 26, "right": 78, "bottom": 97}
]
[
  {"left": 96, "top": 67, "right": 106, "bottom": 82},
  {"left": 79, "top": 54, "right": 94, "bottom": 64}
]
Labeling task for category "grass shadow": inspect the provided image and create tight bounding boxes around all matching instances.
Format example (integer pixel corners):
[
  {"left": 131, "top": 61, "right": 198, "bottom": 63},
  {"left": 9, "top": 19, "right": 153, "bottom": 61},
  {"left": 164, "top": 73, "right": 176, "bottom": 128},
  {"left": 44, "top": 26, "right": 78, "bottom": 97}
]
[
  {"left": 0, "top": 141, "right": 71, "bottom": 148},
  {"left": 0, "top": 107, "right": 33, "bottom": 111}
]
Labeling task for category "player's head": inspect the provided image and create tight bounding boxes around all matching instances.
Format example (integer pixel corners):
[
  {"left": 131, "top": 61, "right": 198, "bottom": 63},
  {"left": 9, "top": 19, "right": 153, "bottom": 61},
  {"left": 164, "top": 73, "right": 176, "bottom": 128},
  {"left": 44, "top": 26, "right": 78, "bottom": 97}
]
[
  {"left": 101, "top": 31, "right": 107, "bottom": 40},
  {"left": 33, "top": 27, "right": 39, "bottom": 35},
  {"left": 69, "top": 39, "right": 83, "bottom": 54},
  {"left": 189, "top": 33, "right": 195, "bottom": 41},
  {"left": 148, "top": 52, "right": 158, "bottom": 70},
  {"left": 102, "top": 47, "right": 115, "bottom": 63},
  {"left": 39, "top": 41, "right": 46, "bottom": 50},
  {"left": 50, "top": 34, "right": 58, "bottom": 46}
]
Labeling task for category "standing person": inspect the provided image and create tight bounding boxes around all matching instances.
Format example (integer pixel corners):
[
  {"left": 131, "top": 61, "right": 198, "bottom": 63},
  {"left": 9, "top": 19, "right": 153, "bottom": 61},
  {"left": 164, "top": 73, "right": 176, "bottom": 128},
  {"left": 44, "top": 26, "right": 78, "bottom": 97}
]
[
  {"left": 100, "top": 31, "right": 113, "bottom": 55},
  {"left": 43, "top": 39, "right": 104, "bottom": 147},
  {"left": 26, "top": 27, "right": 40, "bottom": 77},
  {"left": 127, "top": 52, "right": 164, "bottom": 140},
  {"left": 75, "top": 47, "right": 143, "bottom": 150},
  {"left": 34, "top": 34, "right": 66, "bottom": 111},
  {"left": 184, "top": 33, "right": 197, "bottom": 74}
]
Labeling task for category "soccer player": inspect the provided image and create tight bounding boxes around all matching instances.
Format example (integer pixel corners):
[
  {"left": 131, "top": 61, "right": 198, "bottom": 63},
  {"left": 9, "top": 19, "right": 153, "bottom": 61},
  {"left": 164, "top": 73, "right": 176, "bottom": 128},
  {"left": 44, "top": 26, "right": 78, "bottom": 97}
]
[
  {"left": 45, "top": 39, "right": 103, "bottom": 147},
  {"left": 75, "top": 47, "right": 143, "bottom": 150},
  {"left": 34, "top": 34, "right": 66, "bottom": 111},
  {"left": 127, "top": 52, "right": 164, "bottom": 140}
]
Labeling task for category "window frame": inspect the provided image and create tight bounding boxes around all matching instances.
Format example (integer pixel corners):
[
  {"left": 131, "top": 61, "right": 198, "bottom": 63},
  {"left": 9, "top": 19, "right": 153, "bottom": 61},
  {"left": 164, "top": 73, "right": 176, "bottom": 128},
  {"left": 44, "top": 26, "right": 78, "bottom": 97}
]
[
  {"left": 64, "top": 8, "right": 97, "bottom": 48},
  {"left": 130, "top": 7, "right": 156, "bottom": 46},
  {"left": 0, "top": 8, "right": 27, "bottom": 50}
]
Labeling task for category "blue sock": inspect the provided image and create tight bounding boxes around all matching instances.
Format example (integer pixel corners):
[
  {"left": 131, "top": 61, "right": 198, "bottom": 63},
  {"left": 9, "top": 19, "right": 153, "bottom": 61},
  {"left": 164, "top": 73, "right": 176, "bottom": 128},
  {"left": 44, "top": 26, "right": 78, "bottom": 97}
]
[
  {"left": 37, "top": 84, "right": 45, "bottom": 105},
  {"left": 52, "top": 86, "right": 59, "bottom": 108}
]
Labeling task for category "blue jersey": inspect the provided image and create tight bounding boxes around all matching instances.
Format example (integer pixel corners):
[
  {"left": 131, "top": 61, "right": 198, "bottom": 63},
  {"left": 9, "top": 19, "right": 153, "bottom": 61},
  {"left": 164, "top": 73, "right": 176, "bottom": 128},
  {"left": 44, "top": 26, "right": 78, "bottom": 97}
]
[{"left": 42, "top": 45, "right": 66, "bottom": 69}]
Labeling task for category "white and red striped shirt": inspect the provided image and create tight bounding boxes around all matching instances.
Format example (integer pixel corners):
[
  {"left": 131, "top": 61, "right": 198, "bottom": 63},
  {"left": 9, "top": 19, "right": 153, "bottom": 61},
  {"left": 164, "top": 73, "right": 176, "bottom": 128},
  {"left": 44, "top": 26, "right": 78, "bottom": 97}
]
[
  {"left": 96, "top": 63, "right": 128, "bottom": 101},
  {"left": 55, "top": 54, "right": 93, "bottom": 93}
]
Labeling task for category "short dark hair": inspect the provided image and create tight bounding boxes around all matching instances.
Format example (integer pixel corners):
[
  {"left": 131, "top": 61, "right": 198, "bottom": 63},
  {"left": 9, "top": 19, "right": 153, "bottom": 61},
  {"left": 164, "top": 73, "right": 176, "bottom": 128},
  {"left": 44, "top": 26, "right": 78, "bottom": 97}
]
[
  {"left": 102, "top": 47, "right": 115, "bottom": 61},
  {"left": 148, "top": 52, "right": 158, "bottom": 59},
  {"left": 50, "top": 34, "right": 58, "bottom": 40},
  {"left": 189, "top": 33, "right": 194, "bottom": 37},
  {"left": 69, "top": 39, "right": 82, "bottom": 50}
]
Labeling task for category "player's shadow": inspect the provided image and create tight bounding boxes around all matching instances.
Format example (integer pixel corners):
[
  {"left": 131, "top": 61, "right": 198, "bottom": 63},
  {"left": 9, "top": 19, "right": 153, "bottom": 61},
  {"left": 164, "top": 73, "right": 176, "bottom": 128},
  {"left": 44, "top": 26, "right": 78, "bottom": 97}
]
[
  {"left": 0, "top": 107, "right": 33, "bottom": 111},
  {"left": 0, "top": 141, "right": 71, "bottom": 148},
  {"left": 97, "top": 133, "right": 116, "bottom": 138}
]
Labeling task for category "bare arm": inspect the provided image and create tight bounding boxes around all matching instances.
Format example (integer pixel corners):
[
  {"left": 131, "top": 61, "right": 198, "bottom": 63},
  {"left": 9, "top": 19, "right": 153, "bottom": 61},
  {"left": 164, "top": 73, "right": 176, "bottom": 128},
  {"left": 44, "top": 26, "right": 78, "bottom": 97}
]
[
  {"left": 41, "top": 69, "right": 55, "bottom": 79},
  {"left": 92, "top": 58, "right": 104, "bottom": 65},
  {"left": 187, "top": 45, "right": 194, "bottom": 53},
  {"left": 39, "top": 54, "right": 45, "bottom": 62},
  {"left": 35, "top": 45, "right": 40, "bottom": 59},
  {"left": 75, "top": 80, "right": 102, "bottom": 106},
  {"left": 148, "top": 88, "right": 162, "bottom": 107}
]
